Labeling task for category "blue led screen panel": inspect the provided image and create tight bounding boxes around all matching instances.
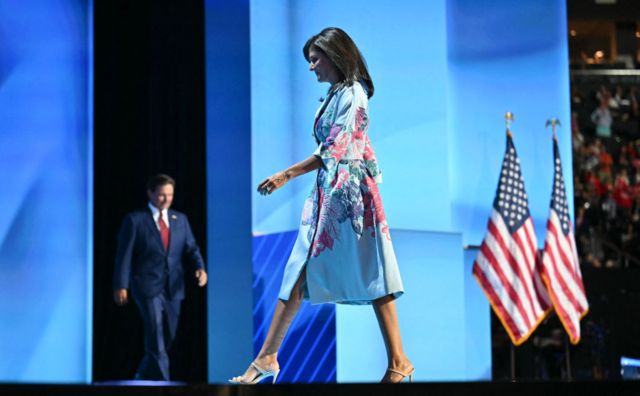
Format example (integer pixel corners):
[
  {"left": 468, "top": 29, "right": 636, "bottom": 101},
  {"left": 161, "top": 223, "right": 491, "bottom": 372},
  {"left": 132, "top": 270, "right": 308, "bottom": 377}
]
[
  {"left": 251, "top": 0, "right": 573, "bottom": 244},
  {"left": 205, "top": 0, "right": 254, "bottom": 382},
  {"left": 447, "top": 0, "right": 573, "bottom": 245},
  {"left": 0, "top": 0, "right": 92, "bottom": 382},
  {"left": 336, "top": 230, "right": 489, "bottom": 382},
  {"left": 209, "top": 0, "right": 572, "bottom": 383},
  {"left": 251, "top": 0, "right": 452, "bottom": 234},
  {"left": 252, "top": 232, "right": 336, "bottom": 383}
]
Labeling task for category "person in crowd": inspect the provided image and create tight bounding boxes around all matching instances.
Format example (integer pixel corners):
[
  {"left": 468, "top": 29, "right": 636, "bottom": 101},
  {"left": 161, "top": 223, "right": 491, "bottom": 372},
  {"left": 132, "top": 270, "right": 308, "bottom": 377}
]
[
  {"left": 613, "top": 168, "right": 633, "bottom": 211},
  {"left": 601, "top": 189, "right": 617, "bottom": 227},
  {"left": 572, "top": 111, "right": 585, "bottom": 153},
  {"left": 113, "top": 174, "right": 208, "bottom": 380},
  {"left": 571, "top": 80, "right": 640, "bottom": 270},
  {"left": 630, "top": 86, "right": 639, "bottom": 126},
  {"left": 580, "top": 142, "right": 600, "bottom": 173},
  {"left": 230, "top": 27, "right": 413, "bottom": 384},
  {"left": 592, "top": 92, "right": 613, "bottom": 138},
  {"left": 584, "top": 170, "right": 605, "bottom": 199},
  {"left": 598, "top": 144, "right": 613, "bottom": 175}
]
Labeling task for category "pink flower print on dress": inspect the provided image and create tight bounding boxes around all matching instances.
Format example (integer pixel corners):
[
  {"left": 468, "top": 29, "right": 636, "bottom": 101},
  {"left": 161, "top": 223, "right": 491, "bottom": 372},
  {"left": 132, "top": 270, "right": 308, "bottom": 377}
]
[
  {"left": 354, "top": 107, "right": 367, "bottom": 131},
  {"left": 362, "top": 175, "right": 391, "bottom": 240},
  {"left": 324, "top": 125, "right": 349, "bottom": 162},
  {"left": 333, "top": 168, "right": 349, "bottom": 189},
  {"left": 312, "top": 199, "right": 344, "bottom": 257},
  {"left": 301, "top": 193, "right": 315, "bottom": 224},
  {"left": 363, "top": 135, "right": 376, "bottom": 161}
]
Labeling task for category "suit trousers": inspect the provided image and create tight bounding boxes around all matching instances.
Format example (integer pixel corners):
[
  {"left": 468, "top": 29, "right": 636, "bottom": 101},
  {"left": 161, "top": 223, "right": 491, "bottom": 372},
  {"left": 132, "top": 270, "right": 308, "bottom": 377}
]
[{"left": 133, "top": 291, "right": 182, "bottom": 380}]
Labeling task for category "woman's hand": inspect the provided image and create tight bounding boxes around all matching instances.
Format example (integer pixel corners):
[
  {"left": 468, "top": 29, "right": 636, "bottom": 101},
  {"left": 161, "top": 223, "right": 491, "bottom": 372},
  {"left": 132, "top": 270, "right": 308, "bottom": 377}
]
[
  {"left": 257, "top": 156, "right": 321, "bottom": 196},
  {"left": 258, "top": 171, "right": 290, "bottom": 195}
]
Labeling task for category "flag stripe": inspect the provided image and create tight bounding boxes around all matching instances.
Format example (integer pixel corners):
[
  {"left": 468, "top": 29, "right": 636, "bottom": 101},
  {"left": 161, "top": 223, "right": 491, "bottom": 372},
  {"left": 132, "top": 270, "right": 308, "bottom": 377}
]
[
  {"left": 543, "top": 224, "right": 584, "bottom": 342},
  {"left": 540, "top": 262, "right": 578, "bottom": 339},
  {"left": 533, "top": 258, "right": 552, "bottom": 309},
  {"left": 543, "top": 247, "right": 581, "bottom": 329},
  {"left": 480, "top": 240, "right": 533, "bottom": 330},
  {"left": 540, "top": 140, "right": 588, "bottom": 344},
  {"left": 548, "top": 217, "right": 588, "bottom": 306},
  {"left": 521, "top": 219, "right": 537, "bottom": 267},
  {"left": 493, "top": 214, "right": 535, "bottom": 282},
  {"left": 512, "top": 220, "right": 548, "bottom": 311},
  {"left": 486, "top": 219, "right": 538, "bottom": 324},
  {"left": 544, "top": 239, "right": 581, "bottom": 313},
  {"left": 546, "top": 216, "right": 588, "bottom": 310},
  {"left": 490, "top": 213, "right": 546, "bottom": 319},
  {"left": 525, "top": 221, "right": 552, "bottom": 309},
  {"left": 472, "top": 135, "right": 548, "bottom": 345},
  {"left": 569, "top": 231, "right": 587, "bottom": 295},
  {"left": 473, "top": 260, "right": 523, "bottom": 340}
]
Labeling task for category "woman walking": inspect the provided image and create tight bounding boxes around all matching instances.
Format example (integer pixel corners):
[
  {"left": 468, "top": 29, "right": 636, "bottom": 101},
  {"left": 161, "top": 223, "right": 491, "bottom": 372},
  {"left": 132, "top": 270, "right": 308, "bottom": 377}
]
[{"left": 231, "top": 27, "right": 413, "bottom": 384}]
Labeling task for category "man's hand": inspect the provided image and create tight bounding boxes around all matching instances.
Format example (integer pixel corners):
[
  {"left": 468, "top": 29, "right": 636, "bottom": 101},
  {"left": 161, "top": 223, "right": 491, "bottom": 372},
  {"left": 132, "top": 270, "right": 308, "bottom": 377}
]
[
  {"left": 195, "top": 269, "right": 208, "bottom": 287},
  {"left": 114, "top": 288, "right": 129, "bottom": 306}
]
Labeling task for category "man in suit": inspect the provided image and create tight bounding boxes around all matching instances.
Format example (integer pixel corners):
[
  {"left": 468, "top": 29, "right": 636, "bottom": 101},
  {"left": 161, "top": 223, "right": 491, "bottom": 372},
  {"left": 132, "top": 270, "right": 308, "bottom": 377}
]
[{"left": 113, "top": 173, "right": 207, "bottom": 381}]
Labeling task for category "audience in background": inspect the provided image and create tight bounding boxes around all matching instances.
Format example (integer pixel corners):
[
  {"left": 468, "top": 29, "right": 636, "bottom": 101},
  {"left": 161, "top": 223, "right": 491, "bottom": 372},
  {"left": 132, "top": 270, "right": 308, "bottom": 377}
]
[{"left": 572, "top": 81, "right": 640, "bottom": 268}]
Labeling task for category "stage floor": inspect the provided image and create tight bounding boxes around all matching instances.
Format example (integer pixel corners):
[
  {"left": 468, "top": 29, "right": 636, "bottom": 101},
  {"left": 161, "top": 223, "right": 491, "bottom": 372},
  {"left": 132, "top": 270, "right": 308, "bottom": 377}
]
[{"left": 3, "top": 381, "right": 640, "bottom": 396}]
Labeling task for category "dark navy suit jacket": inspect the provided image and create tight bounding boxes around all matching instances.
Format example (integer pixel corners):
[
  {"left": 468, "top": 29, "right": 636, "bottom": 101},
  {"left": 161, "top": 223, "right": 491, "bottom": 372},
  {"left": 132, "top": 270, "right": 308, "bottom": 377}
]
[{"left": 113, "top": 208, "right": 205, "bottom": 300}]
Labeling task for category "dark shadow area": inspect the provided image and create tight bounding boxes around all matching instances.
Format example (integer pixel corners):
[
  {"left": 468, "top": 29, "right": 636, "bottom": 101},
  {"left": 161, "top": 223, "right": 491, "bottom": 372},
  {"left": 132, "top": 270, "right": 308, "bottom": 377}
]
[
  {"left": 93, "top": 0, "right": 206, "bottom": 382},
  {"left": 5, "top": 381, "right": 640, "bottom": 396},
  {"left": 492, "top": 267, "right": 640, "bottom": 381}
]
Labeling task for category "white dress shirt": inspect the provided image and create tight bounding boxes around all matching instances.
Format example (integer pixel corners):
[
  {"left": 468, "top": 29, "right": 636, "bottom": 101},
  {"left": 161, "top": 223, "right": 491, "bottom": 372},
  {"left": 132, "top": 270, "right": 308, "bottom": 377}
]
[{"left": 148, "top": 202, "right": 170, "bottom": 230}]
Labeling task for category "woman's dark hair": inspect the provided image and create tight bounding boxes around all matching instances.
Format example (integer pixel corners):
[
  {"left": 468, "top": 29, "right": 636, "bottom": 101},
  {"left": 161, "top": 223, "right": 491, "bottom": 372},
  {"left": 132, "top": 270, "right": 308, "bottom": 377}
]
[{"left": 303, "top": 27, "right": 374, "bottom": 98}]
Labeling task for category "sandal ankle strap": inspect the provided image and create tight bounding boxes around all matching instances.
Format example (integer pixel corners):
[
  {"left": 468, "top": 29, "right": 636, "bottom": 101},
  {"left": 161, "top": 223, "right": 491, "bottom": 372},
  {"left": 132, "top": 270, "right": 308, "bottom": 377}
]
[{"left": 387, "top": 367, "right": 414, "bottom": 377}]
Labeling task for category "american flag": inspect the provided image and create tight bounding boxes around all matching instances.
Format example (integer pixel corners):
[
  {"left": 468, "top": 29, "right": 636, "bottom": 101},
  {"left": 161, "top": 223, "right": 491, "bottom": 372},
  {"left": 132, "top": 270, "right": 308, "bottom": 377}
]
[
  {"left": 540, "top": 138, "right": 589, "bottom": 344},
  {"left": 473, "top": 134, "right": 551, "bottom": 345}
]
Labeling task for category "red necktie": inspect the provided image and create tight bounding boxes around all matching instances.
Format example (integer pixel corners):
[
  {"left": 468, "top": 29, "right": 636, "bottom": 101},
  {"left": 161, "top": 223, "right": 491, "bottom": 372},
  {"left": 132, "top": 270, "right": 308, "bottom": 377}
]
[{"left": 158, "top": 214, "right": 170, "bottom": 251}]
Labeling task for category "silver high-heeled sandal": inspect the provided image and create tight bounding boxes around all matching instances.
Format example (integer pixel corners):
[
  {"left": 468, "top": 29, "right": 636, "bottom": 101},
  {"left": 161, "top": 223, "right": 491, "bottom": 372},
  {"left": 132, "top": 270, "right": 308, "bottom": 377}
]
[
  {"left": 229, "top": 361, "right": 280, "bottom": 385},
  {"left": 386, "top": 367, "right": 415, "bottom": 383}
]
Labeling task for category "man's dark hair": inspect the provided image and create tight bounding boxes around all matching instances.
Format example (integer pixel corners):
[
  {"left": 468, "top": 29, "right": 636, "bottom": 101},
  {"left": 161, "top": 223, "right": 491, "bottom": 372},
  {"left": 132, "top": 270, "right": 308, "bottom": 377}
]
[{"left": 147, "top": 173, "right": 175, "bottom": 192}]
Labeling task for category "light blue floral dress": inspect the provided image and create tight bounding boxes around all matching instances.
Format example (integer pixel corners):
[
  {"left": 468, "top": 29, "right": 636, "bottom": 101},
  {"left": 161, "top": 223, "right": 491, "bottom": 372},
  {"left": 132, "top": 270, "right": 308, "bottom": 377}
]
[{"left": 278, "top": 81, "right": 404, "bottom": 305}]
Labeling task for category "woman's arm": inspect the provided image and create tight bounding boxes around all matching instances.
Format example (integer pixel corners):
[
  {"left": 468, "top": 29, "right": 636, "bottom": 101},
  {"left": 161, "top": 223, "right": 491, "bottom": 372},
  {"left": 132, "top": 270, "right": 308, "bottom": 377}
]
[{"left": 257, "top": 155, "right": 322, "bottom": 195}]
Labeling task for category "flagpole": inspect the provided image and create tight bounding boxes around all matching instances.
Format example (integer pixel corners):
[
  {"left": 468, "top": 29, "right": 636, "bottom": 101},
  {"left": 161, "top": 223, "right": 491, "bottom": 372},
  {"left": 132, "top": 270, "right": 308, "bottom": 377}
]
[
  {"left": 505, "top": 111, "right": 514, "bottom": 137},
  {"left": 564, "top": 334, "right": 573, "bottom": 381},
  {"left": 505, "top": 111, "right": 517, "bottom": 382},
  {"left": 547, "top": 117, "right": 572, "bottom": 380},
  {"left": 541, "top": 115, "right": 589, "bottom": 364},
  {"left": 545, "top": 118, "right": 561, "bottom": 140},
  {"left": 509, "top": 343, "right": 516, "bottom": 382}
]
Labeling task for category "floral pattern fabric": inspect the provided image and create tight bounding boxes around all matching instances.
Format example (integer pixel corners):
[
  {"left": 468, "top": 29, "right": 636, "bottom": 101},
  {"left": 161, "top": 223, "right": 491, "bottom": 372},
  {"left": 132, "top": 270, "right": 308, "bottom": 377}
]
[{"left": 279, "top": 82, "right": 404, "bottom": 305}]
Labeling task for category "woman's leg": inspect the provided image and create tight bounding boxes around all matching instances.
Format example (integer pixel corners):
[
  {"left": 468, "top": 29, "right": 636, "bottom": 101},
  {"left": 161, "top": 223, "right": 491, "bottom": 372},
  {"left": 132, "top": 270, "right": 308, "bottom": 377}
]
[
  {"left": 373, "top": 294, "right": 414, "bottom": 382},
  {"left": 231, "top": 270, "right": 306, "bottom": 382}
]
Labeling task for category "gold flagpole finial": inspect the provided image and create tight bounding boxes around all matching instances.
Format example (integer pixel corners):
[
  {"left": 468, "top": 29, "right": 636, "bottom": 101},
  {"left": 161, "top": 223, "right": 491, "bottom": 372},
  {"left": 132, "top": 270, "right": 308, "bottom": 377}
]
[
  {"left": 545, "top": 118, "right": 561, "bottom": 140},
  {"left": 505, "top": 112, "right": 514, "bottom": 137}
]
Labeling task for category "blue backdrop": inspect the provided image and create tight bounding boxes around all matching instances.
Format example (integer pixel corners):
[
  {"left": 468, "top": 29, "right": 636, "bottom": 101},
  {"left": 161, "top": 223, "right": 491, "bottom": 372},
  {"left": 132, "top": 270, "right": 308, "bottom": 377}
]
[
  {"left": 208, "top": 0, "right": 572, "bottom": 383},
  {"left": 251, "top": 0, "right": 572, "bottom": 240},
  {"left": 447, "top": 0, "right": 573, "bottom": 245},
  {"left": 0, "top": 0, "right": 571, "bottom": 384},
  {"left": 0, "top": 0, "right": 92, "bottom": 383}
]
